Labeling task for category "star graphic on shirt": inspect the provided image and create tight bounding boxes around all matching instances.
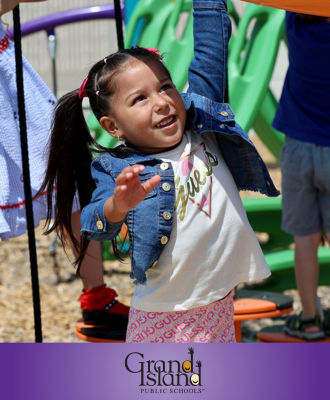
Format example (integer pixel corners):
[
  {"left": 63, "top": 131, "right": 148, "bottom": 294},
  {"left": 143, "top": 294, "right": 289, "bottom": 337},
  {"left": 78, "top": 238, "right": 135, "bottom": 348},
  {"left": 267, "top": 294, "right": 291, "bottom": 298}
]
[{"left": 175, "top": 142, "right": 218, "bottom": 220}]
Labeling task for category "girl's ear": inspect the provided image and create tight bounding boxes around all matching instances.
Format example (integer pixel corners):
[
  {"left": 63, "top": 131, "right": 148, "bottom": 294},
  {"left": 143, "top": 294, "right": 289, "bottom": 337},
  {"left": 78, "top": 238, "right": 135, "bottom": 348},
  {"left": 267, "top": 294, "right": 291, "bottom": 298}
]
[{"left": 100, "top": 116, "right": 121, "bottom": 139}]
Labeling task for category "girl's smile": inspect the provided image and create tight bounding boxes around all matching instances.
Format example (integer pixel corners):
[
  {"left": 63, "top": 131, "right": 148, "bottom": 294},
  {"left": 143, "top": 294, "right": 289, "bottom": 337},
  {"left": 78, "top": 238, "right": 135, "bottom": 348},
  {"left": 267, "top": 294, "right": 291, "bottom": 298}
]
[
  {"left": 100, "top": 58, "right": 186, "bottom": 154},
  {"left": 155, "top": 115, "right": 176, "bottom": 129}
]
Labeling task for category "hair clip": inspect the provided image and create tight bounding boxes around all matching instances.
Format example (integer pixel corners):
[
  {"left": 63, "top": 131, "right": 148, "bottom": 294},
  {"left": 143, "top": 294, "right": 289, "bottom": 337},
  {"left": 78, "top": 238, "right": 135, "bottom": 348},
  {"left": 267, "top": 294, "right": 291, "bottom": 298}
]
[
  {"left": 131, "top": 46, "right": 163, "bottom": 63},
  {"left": 145, "top": 48, "right": 160, "bottom": 57},
  {"left": 78, "top": 76, "right": 89, "bottom": 99},
  {"left": 96, "top": 91, "right": 99, "bottom": 96},
  {"left": 104, "top": 58, "right": 107, "bottom": 64},
  {"left": 145, "top": 47, "right": 163, "bottom": 62}
]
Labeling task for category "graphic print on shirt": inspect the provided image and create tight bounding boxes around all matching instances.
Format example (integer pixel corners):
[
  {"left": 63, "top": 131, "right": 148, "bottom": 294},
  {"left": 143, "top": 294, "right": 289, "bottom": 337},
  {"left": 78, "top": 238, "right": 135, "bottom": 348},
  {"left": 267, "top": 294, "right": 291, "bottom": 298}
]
[{"left": 175, "top": 141, "right": 218, "bottom": 221}]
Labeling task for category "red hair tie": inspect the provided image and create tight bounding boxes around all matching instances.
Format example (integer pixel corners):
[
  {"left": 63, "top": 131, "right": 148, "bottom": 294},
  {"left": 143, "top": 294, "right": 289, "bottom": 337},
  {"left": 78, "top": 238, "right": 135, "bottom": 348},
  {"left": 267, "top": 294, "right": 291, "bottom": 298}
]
[
  {"left": 78, "top": 76, "right": 89, "bottom": 99},
  {"left": 131, "top": 46, "right": 161, "bottom": 59},
  {"left": 145, "top": 48, "right": 160, "bottom": 57}
]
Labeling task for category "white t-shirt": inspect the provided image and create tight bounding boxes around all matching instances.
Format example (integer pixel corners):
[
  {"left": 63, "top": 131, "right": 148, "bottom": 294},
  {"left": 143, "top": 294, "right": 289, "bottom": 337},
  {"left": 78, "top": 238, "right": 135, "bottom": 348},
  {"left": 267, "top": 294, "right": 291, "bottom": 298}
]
[{"left": 131, "top": 130, "right": 270, "bottom": 312}]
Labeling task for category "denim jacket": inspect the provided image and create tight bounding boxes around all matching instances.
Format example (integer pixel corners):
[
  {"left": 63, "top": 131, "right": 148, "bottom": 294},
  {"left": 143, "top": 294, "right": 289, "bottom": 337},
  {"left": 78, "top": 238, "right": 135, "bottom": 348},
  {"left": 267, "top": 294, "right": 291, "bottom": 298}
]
[{"left": 81, "top": 0, "right": 280, "bottom": 285}]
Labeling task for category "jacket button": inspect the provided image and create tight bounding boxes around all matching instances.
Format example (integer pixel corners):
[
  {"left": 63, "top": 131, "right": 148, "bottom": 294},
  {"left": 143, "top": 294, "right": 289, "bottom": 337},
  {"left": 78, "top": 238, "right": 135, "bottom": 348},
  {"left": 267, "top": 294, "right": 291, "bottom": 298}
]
[
  {"left": 160, "top": 236, "right": 168, "bottom": 245},
  {"left": 96, "top": 213, "right": 103, "bottom": 230},
  {"left": 163, "top": 211, "right": 172, "bottom": 220},
  {"left": 160, "top": 162, "right": 169, "bottom": 170},
  {"left": 198, "top": 124, "right": 203, "bottom": 129},
  {"left": 218, "top": 111, "right": 229, "bottom": 117},
  {"left": 161, "top": 182, "right": 171, "bottom": 192},
  {"left": 266, "top": 181, "right": 271, "bottom": 187}
]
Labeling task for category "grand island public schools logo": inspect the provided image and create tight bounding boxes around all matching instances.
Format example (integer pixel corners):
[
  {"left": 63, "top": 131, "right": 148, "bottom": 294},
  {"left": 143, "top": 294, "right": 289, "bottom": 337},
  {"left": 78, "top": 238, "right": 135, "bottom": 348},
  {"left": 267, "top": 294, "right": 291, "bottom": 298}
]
[{"left": 125, "top": 347, "right": 205, "bottom": 394}]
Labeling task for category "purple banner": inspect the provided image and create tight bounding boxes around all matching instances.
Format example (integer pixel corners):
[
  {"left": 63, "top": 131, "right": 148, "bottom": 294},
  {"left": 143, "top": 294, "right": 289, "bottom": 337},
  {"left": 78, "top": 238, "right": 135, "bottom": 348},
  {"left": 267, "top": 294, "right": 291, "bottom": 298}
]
[{"left": 0, "top": 344, "right": 328, "bottom": 400}]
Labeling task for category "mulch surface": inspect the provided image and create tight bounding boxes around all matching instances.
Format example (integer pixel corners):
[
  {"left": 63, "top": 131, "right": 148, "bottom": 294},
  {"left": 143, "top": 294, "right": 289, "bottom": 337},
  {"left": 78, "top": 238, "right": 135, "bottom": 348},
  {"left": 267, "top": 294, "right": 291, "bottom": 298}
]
[{"left": 1, "top": 135, "right": 329, "bottom": 342}]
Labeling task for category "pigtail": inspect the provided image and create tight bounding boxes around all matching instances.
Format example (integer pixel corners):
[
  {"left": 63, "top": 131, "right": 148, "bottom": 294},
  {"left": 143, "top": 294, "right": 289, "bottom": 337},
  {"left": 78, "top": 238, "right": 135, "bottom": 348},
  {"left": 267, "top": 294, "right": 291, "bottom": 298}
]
[{"left": 39, "top": 90, "right": 101, "bottom": 271}]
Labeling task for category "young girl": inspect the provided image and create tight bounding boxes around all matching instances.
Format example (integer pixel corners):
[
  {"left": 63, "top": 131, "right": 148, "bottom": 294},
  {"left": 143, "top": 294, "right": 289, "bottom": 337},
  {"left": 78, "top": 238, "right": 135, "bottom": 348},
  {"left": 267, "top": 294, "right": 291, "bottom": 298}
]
[{"left": 42, "top": 0, "right": 279, "bottom": 343}]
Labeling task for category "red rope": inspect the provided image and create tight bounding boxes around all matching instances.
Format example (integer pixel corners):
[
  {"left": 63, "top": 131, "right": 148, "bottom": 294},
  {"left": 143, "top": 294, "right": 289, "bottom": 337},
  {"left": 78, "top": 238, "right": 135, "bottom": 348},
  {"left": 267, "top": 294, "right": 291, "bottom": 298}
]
[
  {"left": 0, "top": 190, "right": 48, "bottom": 210},
  {"left": 0, "top": 186, "right": 56, "bottom": 210}
]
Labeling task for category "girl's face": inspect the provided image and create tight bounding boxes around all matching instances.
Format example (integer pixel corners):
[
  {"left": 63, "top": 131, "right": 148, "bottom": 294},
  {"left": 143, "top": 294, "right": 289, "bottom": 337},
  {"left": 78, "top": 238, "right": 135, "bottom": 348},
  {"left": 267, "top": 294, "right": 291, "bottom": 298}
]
[{"left": 100, "top": 58, "right": 186, "bottom": 154}]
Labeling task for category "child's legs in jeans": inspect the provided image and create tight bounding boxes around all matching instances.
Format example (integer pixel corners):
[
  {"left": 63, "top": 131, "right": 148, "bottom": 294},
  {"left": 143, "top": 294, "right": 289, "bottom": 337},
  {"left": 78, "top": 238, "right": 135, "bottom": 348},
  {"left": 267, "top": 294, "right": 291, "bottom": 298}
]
[{"left": 187, "top": 0, "right": 231, "bottom": 102}]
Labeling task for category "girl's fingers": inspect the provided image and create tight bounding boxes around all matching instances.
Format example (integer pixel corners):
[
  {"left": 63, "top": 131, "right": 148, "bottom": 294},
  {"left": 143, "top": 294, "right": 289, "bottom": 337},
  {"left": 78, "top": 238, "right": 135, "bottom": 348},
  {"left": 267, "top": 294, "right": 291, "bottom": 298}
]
[
  {"left": 115, "top": 184, "right": 127, "bottom": 193},
  {"left": 116, "top": 165, "right": 145, "bottom": 185},
  {"left": 142, "top": 175, "right": 162, "bottom": 194},
  {"left": 113, "top": 174, "right": 162, "bottom": 213}
]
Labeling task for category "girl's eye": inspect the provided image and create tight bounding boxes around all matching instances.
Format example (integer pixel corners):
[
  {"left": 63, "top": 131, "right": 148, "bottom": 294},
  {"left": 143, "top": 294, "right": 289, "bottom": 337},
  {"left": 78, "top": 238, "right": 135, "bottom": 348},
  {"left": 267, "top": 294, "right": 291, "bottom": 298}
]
[
  {"left": 160, "top": 84, "right": 172, "bottom": 92},
  {"left": 134, "top": 95, "right": 145, "bottom": 104}
]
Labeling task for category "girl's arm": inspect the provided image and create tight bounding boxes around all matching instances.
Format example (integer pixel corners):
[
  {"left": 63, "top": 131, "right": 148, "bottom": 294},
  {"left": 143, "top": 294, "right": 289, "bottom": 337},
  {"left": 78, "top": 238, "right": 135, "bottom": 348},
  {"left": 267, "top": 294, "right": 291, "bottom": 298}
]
[{"left": 187, "top": 0, "right": 231, "bottom": 103}]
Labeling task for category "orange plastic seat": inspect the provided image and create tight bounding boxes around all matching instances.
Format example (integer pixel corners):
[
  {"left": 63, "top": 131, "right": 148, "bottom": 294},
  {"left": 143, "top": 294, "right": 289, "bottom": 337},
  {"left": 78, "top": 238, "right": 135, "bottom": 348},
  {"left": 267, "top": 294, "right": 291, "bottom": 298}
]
[
  {"left": 233, "top": 297, "right": 293, "bottom": 342},
  {"left": 234, "top": 298, "right": 277, "bottom": 314},
  {"left": 242, "top": 0, "right": 330, "bottom": 17},
  {"left": 76, "top": 320, "right": 126, "bottom": 343}
]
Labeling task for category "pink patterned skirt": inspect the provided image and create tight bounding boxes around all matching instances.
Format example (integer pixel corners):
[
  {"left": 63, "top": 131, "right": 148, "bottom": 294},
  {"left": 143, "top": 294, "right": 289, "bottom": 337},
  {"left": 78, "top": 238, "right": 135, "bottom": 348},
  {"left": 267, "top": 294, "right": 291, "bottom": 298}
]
[{"left": 126, "top": 292, "right": 236, "bottom": 343}]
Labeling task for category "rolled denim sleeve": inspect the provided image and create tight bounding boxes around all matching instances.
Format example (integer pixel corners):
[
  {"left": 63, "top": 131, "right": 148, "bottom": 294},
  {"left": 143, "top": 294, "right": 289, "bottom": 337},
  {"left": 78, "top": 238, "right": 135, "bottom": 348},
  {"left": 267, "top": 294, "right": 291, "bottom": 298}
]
[
  {"left": 187, "top": 0, "right": 231, "bottom": 103},
  {"left": 80, "top": 157, "right": 125, "bottom": 241}
]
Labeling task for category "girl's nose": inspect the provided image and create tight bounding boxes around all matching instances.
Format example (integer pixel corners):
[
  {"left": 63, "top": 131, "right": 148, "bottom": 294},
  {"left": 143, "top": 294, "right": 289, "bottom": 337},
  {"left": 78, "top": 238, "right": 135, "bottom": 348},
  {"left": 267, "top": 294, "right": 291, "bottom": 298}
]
[{"left": 154, "top": 95, "right": 169, "bottom": 112}]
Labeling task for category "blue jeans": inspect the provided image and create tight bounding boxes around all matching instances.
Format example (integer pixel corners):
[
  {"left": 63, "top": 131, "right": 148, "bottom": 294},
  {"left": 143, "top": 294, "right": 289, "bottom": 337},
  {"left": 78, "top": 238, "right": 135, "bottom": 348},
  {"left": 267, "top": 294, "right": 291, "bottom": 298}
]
[{"left": 187, "top": 0, "right": 231, "bottom": 103}]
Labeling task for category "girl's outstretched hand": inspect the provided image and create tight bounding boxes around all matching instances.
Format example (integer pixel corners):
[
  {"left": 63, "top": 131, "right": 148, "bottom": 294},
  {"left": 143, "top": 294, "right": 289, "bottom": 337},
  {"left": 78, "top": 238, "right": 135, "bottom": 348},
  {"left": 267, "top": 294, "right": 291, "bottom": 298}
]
[{"left": 104, "top": 165, "right": 162, "bottom": 223}]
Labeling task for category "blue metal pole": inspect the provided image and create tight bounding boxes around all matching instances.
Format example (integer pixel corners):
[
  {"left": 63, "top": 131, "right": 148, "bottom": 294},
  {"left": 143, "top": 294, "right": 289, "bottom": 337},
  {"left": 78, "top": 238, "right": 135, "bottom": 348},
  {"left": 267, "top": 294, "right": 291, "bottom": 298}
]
[{"left": 124, "top": 0, "right": 139, "bottom": 24}]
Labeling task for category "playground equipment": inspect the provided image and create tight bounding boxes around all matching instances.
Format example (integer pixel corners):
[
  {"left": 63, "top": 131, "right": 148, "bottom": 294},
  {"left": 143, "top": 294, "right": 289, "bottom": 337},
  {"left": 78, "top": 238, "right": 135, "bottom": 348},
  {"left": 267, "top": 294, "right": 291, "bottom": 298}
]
[
  {"left": 234, "top": 290, "right": 293, "bottom": 342},
  {"left": 228, "top": 5, "right": 284, "bottom": 133},
  {"left": 76, "top": 319, "right": 126, "bottom": 343},
  {"left": 126, "top": 0, "right": 193, "bottom": 91},
  {"left": 7, "top": 4, "right": 123, "bottom": 99},
  {"left": 228, "top": 4, "right": 286, "bottom": 159},
  {"left": 125, "top": 0, "right": 239, "bottom": 92}
]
